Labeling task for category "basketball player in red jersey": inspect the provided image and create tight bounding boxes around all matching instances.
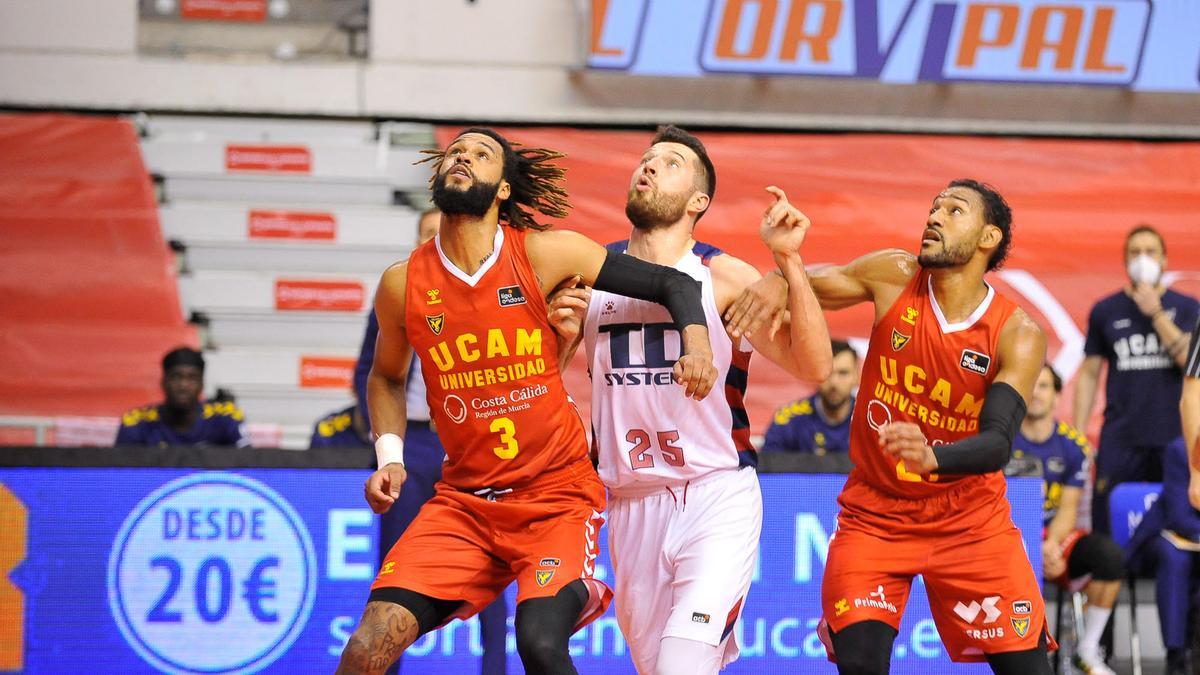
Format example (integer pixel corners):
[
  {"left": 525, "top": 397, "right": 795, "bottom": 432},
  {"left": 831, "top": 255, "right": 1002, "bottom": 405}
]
[
  {"left": 335, "top": 128, "right": 718, "bottom": 675},
  {"left": 736, "top": 179, "right": 1053, "bottom": 673}
]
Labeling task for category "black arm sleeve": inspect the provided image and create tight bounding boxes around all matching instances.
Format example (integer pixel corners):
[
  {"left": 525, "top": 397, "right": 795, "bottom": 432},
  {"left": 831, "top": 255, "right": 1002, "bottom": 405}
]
[
  {"left": 931, "top": 381, "right": 1026, "bottom": 475},
  {"left": 593, "top": 250, "right": 706, "bottom": 332}
]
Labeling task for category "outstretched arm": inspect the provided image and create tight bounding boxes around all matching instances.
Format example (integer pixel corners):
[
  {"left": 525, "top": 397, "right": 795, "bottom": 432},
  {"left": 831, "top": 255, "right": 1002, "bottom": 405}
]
[
  {"left": 882, "top": 308, "right": 1047, "bottom": 476},
  {"left": 724, "top": 247, "right": 917, "bottom": 338},
  {"left": 527, "top": 229, "right": 716, "bottom": 400}
]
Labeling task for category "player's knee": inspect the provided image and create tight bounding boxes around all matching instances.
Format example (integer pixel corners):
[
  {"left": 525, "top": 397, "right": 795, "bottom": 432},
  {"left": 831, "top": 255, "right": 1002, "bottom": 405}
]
[
  {"left": 515, "top": 629, "right": 569, "bottom": 673},
  {"left": 830, "top": 622, "right": 893, "bottom": 675},
  {"left": 337, "top": 629, "right": 387, "bottom": 675},
  {"left": 1091, "top": 536, "right": 1125, "bottom": 580},
  {"left": 835, "top": 648, "right": 890, "bottom": 675}
]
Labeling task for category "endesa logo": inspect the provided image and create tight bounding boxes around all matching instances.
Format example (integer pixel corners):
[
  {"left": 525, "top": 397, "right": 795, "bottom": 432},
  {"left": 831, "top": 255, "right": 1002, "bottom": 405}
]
[
  {"left": 225, "top": 145, "right": 312, "bottom": 173},
  {"left": 248, "top": 210, "right": 336, "bottom": 241},
  {"left": 274, "top": 280, "right": 365, "bottom": 311},
  {"left": 691, "top": 0, "right": 1147, "bottom": 85}
]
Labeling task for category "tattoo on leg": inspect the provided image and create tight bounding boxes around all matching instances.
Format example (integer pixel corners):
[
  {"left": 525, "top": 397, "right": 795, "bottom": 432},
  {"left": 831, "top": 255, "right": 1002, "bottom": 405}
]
[{"left": 335, "top": 602, "right": 419, "bottom": 675}]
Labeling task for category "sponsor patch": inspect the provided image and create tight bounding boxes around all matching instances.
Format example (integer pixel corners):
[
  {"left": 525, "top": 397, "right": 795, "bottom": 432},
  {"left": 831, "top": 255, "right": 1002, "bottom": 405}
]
[
  {"left": 538, "top": 558, "right": 561, "bottom": 568},
  {"left": 444, "top": 395, "right": 467, "bottom": 424},
  {"left": 891, "top": 328, "right": 911, "bottom": 351},
  {"left": 426, "top": 313, "right": 445, "bottom": 335},
  {"left": 426, "top": 289, "right": 442, "bottom": 305},
  {"left": 498, "top": 285, "right": 526, "bottom": 307},
  {"left": 691, "top": 612, "right": 711, "bottom": 624},
  {"left": 901, "top": 306, "right": 919, "bottom": 325},
  {"left": 834, "top": 599, "right": 850, "bottom": 617},
  {"left": 1011, "top": 617, "right": 1030, "bottom": 637},
  {"left": 535, "top": 569, "right": 555, "bottom": 587},
  {"left": 960, "top": 349, "right": 992, "bottom": 376},
  {"left": 1012, "top": 600, "right": 1032, "bottom": 615}
]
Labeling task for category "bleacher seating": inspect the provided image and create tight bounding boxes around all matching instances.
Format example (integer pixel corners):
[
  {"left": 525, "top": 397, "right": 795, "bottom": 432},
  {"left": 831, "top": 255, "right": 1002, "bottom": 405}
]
[{"left": 138, "top": 114, "right": 432, "bottom": 448}]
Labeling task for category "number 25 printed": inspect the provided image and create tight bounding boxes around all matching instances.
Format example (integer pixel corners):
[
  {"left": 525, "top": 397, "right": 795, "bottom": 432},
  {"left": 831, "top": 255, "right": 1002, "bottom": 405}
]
[{"left": 626, "top": 429, "right": 685, "bottom": 470}]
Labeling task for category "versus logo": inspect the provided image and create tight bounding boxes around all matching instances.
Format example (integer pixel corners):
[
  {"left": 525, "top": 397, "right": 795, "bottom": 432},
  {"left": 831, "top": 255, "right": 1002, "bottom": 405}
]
[
  {"left": 960, "top": 349, "right": 991, "bottom": 375},
  {"left": 497, "top": 285, "right": 526, "bottom": 307}
]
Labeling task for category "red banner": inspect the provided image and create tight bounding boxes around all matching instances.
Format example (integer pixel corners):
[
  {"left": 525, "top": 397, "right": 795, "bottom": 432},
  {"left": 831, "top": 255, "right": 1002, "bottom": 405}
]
[
  {"left": 299, "top": 357, "right": 356, "bottom": 389},
  {"left": 248, "top": 210, "right": 337, "bottom": 241},
  {"left": 181, "top": 0, "right": 266, "bottom": 22},
  {"left": 437, "top": 126, "right": 1200, "bottom": 439},
  {"left": 274, "top": 280, "right": 364, "bottom": 311},
  {"left": 225, "top": 145, "right": 311, "bottom": 173}
]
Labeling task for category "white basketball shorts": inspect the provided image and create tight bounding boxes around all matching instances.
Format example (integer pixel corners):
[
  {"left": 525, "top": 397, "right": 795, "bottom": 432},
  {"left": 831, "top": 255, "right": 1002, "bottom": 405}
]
[{"left": 607, "top": 467, "right": 762, "bottom": 674}]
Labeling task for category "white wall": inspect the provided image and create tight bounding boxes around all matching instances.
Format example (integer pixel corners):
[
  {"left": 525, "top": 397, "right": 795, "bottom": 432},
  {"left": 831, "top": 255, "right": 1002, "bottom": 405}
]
[
  {"left": 0, "top": 0, "right": 134, "bottom": 53},
  {"left": 0, "top": 0, "right": 1197, "bottom": 137}
]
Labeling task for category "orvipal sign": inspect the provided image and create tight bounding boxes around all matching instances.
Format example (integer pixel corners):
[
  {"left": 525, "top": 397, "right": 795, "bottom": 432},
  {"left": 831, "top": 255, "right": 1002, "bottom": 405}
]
[
  {"left": 0, "top": 469, "right": 1041, "bottom": 673},
  {"left": 590, "top": 0, "right": 1200, "bottom": 92}
]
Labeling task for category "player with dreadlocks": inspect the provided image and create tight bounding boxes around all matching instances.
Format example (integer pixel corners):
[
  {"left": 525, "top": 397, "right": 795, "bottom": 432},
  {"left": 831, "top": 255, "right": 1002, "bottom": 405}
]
[{"left": 336, "top": 128, "right": 718, "bottom": 675}]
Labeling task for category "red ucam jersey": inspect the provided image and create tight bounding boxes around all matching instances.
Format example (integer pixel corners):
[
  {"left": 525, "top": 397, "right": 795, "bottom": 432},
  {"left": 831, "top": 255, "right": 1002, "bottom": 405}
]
[
  {"left": 403, "top": 225, "right": 590, "bottom": 491},
  {"left": 840, "top": 268, "right": 1020, "bottom": 535}
]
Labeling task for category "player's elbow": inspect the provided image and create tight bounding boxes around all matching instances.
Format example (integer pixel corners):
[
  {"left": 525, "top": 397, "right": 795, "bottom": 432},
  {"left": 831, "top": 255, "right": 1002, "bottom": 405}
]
[
  {"left": 367, "top": 365, "right": 406, "bottom": 391},
  {"left": 812, "top": 350, "right": 834, "bottom": 382}
]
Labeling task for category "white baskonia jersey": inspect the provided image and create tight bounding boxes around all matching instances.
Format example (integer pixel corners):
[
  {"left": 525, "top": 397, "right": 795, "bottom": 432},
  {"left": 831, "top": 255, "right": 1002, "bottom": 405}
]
[{"left": 584, "top": 241, "right": 755, "bottom": 494}]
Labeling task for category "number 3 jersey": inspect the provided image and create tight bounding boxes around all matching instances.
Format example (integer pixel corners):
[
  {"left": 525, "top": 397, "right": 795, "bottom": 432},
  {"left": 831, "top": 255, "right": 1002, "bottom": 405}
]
[
  {"left": 584, "top": 242, "right": 755, "bottom": 495},
  {"left": 404, "top": 225, "right": 589, "bottom": 491}
]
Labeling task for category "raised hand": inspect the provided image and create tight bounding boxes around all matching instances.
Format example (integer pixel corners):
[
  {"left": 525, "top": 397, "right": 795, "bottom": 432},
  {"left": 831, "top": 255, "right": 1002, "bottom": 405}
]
[{"left": 759, "top": 186, "right": 812, "bottom": 256}]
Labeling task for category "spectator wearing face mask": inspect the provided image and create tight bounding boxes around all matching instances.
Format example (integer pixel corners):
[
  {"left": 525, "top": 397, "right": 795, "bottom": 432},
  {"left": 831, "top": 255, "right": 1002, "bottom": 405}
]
[{"left": 1073, "top": 224, "right": 1199, "bottom": 535}]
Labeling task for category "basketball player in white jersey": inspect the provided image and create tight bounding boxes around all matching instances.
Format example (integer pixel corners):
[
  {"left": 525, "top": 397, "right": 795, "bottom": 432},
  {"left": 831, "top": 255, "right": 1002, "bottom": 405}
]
[{"left": 549, "top": 126, "right": 833, "bottom": 674}]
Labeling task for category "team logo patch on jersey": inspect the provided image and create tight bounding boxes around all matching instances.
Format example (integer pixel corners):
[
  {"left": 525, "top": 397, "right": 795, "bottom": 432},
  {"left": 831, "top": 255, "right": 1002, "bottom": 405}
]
[
  {"left": 535, "top": 570, "right": 555, "bottom": 587},
  {"left": 691, "top": 612, "right": 711, "bottom": 624},
  {"left": 960, "top": 349, "right": 991, "bottom": 375},
  {"left": 498, "top": 285, "right": 526, "bottom": 307},
  {"left": 426, "top": 313, "right": 445, "bottom": 335},
  {"left": 426, "top": 289, "right": 442, "bottom": 305},
  {"left": 891, "top": 328, "right": 911, "bottom": 351},
  {"left": 1012, "top": 600, "right": 1032, "bottom": 615},
  {"left": 1011, "top": 617, "right": 1030, "bottom": 637}
]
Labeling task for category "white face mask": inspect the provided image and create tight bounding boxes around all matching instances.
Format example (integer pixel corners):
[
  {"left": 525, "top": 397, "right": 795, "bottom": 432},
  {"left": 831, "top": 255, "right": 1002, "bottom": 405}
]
[{"left": 1127, "top": 254, "right": 1162, "bottom": 286}]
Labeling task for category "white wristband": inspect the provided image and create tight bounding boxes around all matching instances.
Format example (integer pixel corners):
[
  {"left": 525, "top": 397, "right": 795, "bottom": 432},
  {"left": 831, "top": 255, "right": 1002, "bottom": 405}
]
[{"left": 375, "top": 433, "right": 405, "bottom": 468}]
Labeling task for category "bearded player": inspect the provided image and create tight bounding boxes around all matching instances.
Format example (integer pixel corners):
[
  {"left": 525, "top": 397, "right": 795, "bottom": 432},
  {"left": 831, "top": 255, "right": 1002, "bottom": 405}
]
[
  {"left": 738, "top": 179, "right": 1055, "bottom": 673},
  {"left": 549, "top": 126, "right": 832, "bottom": 674},
  {"left": 335, "top": 128, "right": 717, "bottom": 675}
]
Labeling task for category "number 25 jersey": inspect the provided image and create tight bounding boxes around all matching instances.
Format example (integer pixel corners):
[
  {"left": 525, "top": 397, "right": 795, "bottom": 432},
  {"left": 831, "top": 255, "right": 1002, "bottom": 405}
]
[
  {"left": 584, "top": 242, "right": 755, "bottom": 495},
  {"left": 403, "top": 225, "right": 589, "bottom": 491}
]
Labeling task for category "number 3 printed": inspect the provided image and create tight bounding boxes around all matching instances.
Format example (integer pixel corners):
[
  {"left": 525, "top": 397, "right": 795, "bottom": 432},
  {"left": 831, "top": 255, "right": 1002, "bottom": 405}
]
[
  {"left": 626, "top": 429, "right": 685, "bottom": 470},
  {"left": 491, "top": 417, "right": 519, "bottom": 460}
]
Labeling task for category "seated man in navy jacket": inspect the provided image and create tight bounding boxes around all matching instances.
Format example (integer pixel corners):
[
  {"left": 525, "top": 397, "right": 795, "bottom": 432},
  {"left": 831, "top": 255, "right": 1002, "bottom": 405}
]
[
  {"left": 310, "top": 395, "right": 371, "bottom": 449},
  {"left": 761, "top": 339, "right": 857, "bottom": 454},
  {"left": 115, "top": 347, "right": 250, "bottom": 448}
]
